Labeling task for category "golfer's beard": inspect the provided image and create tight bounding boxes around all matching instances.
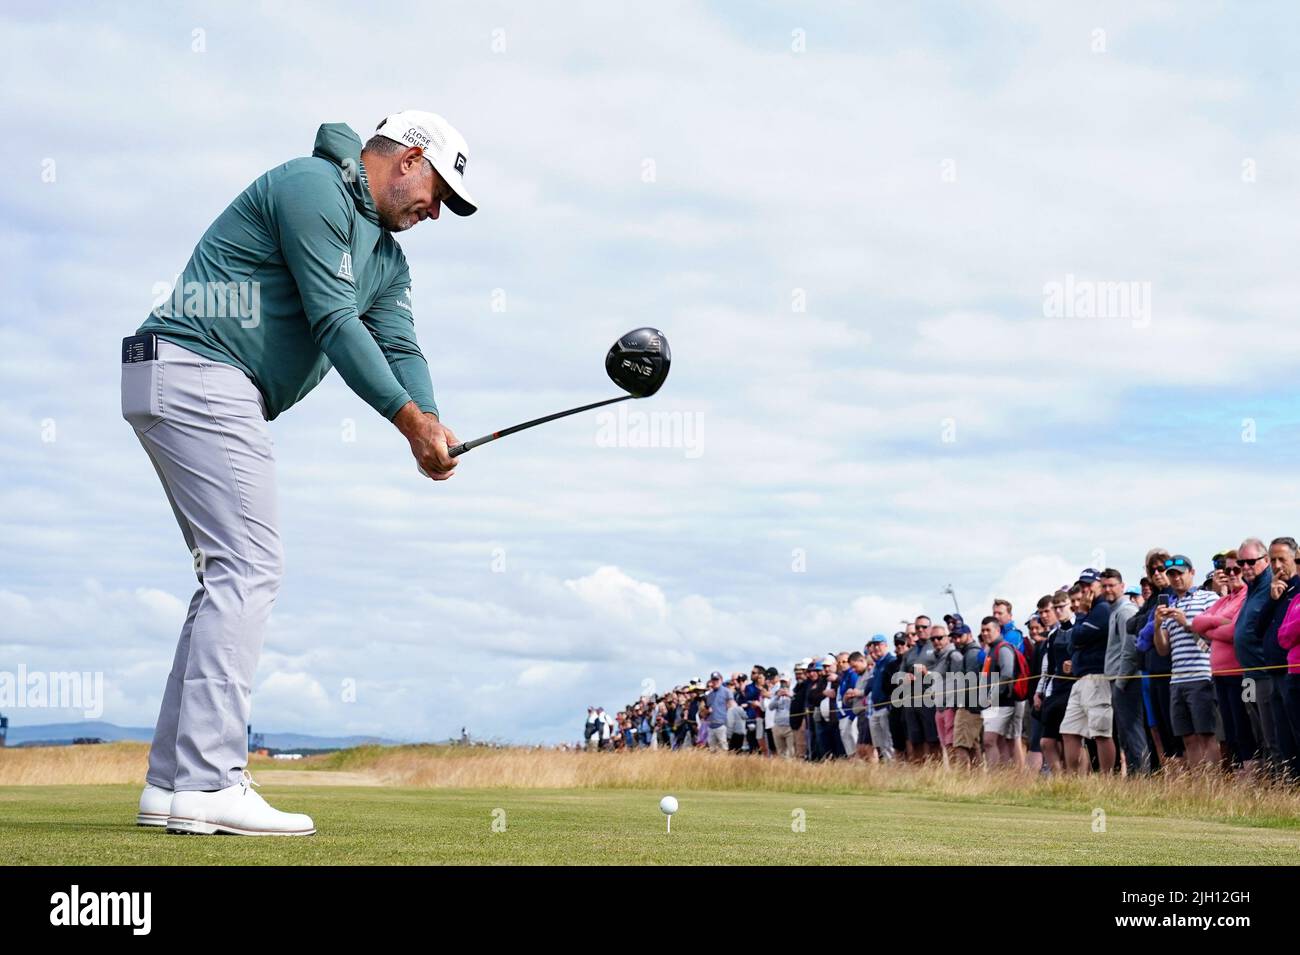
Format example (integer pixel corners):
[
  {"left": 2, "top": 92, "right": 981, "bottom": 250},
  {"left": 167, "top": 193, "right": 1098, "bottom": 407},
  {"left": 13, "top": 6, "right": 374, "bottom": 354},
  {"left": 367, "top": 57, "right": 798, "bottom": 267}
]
[
  {"left": 378, "top": 203, "right": 415, "bottom": 232},
  {"left": 377, "top": 179, "right": 425, "bottom": 232}
]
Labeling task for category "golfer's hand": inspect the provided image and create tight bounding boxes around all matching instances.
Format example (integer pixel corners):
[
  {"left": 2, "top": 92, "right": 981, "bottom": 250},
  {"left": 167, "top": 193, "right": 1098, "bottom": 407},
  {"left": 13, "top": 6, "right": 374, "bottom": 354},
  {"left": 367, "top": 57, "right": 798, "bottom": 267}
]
[
  {"left": 1062, "top": 660, "right": 1073, "bottom": 674},
  {"left": 394, "top": 402, "right": 458, "bottom": 481}
]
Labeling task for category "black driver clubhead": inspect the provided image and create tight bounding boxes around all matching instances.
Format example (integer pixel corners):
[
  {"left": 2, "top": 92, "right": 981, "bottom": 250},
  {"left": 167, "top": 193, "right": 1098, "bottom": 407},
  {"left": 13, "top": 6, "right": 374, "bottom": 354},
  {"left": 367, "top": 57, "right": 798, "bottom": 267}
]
[{"left": 606, "top": 327, "right": 671, "bottom": 398}]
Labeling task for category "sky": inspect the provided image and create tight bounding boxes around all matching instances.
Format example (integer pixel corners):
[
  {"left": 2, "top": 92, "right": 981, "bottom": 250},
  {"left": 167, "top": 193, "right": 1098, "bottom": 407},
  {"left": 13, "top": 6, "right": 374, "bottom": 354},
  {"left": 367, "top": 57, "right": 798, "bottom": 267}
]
[{"left": 3, "top": 1, "right": 1300, "bottom": 745}]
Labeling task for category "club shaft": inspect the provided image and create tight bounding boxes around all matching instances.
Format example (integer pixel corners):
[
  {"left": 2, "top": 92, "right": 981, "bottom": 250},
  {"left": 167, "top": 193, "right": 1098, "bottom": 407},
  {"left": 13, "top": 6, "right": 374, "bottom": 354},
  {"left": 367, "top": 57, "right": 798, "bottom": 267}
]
[{"left": 448, "top": 394, "right": 634, "bottom": 457}]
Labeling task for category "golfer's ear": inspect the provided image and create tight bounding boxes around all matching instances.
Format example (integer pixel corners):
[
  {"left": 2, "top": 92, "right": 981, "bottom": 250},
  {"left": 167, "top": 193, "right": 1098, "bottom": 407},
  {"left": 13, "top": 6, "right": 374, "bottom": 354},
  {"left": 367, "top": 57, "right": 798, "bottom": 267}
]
[{"left": 402, "top": 147, "right": 424, "bottom": 173}]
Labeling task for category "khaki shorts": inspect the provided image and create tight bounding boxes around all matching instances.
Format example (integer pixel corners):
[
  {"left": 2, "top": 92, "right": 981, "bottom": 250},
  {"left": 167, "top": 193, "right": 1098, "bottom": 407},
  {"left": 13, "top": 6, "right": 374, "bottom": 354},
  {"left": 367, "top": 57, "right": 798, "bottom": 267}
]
[
  {"left": 953, "top": 709, "right": 983, "bottom": 750},
  {"left": 1060, "top": 674, "right": 1113, "bottom": 739}
]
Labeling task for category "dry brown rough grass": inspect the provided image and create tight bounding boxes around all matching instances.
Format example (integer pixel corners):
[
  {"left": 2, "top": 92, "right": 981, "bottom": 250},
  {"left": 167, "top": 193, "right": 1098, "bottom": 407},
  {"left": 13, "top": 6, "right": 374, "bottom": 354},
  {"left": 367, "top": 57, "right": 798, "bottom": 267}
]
[{"left": 5, "top": 742, "right": 1297, "bottom": 828}]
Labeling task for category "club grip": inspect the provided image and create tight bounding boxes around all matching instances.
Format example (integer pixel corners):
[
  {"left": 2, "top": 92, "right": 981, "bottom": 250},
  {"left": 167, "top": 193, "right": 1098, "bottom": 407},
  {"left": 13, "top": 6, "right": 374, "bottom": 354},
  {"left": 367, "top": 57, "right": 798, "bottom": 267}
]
[{"left": 448, "top": 443, "right": 467, "bottom": 458}]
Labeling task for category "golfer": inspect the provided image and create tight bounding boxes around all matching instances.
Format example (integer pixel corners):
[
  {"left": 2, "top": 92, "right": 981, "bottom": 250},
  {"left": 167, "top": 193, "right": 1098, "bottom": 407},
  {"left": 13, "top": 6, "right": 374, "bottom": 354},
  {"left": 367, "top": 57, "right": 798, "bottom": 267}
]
[{"left": 121, "top": 111, "right": 475, "bottom": 835}]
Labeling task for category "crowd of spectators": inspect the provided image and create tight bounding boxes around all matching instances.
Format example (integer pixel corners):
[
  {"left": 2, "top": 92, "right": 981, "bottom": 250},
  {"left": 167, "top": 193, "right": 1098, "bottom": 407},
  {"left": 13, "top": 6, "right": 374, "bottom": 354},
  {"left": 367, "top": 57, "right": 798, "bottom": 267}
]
[{"left": 583, "top": 538, "right": 1300, "bottom": 779}]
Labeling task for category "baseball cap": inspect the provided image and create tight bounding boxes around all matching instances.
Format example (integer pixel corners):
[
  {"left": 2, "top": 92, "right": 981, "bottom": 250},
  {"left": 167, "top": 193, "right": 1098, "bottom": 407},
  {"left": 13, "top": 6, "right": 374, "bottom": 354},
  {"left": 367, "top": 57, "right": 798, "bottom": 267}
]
[
  {"left": 1167, "top": 554, "right": 1193, "bottom": 569},
  {"left": 868, "top": 633, "right": 887, "bottom": 645},
  {"left": 374, "top": 110, "right": 478, "bottom": 216},
  {"left": 822, "top": 655, "right": 836, "bottom": 667},
  {"left": 1124, "top": 585, "right": 1140, "bottom": 596},
  {"left": 709, "top": 671, "right": 723, "bottom": 680},
  {"left": 1077, "top": 567, "right": 1101, "bottom": 584},
  {"left": 796, "top": 657, "right": 813, "bottom": 669}
]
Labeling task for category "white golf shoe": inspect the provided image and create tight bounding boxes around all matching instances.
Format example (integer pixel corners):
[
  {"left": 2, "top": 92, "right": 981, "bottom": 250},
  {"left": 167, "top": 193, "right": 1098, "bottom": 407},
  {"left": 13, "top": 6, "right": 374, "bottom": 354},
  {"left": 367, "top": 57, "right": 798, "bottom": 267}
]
[
  {"left": 136, "top": 783, "right": 173, "bottom": 827},
  {"left": 166, "top": 770, "right": 315, "bottom": 836}
]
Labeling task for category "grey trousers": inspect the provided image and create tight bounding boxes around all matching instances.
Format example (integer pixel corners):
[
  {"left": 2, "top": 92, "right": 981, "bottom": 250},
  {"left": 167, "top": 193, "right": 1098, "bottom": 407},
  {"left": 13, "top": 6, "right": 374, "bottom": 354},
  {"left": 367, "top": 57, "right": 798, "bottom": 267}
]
[
  {"left": 122, "top": 340, "right": 283, "bottom": 792},
  {"left": 868, "top": 708, "right": 895, "bottom": 760},
  {"left": 1112, "top": 679, "right": 1150, "bottom": 775}
]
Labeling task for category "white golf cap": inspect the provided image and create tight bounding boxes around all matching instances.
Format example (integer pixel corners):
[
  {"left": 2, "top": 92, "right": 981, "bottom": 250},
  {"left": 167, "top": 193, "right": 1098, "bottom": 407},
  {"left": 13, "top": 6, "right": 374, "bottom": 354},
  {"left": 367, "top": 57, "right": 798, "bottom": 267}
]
[{"left": 374, "top": 109, "right": 478, "bottom": 216}]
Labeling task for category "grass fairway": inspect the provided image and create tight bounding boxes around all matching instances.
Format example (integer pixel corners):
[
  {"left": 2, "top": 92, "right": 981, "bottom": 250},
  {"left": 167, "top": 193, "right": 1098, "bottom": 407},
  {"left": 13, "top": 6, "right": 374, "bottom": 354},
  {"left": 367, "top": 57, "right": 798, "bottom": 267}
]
[{"left": 3, "top": 783, "right": 1298, "bottom": 865}]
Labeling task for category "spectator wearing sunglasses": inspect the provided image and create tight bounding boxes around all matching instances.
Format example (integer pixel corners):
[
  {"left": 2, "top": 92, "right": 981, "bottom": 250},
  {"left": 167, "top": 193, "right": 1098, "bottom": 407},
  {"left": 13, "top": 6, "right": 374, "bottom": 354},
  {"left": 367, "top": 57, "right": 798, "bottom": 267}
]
[
  {"left": 1153, "top": 554, "right": 1219, "bottom": 768},
  {"left": 952, "top": 623, "right": 986, "bottom": 768},
  {"left": 1133, "top": 549, "right": 1183, "bottom": 767},
  {"left": 901, "top": 622, "right": 940, "bottom": 763},
  {"left": 1234, "top": 537, "right": 1278, "bottom": 772},
  {"left": 930, "top": 624, "right": 964, "bottom": 760},
  {"left": 888, "top": 634, "right": 911, "bottom": 756},
  {"left": 1193, "top": 549, "right": 1255, "bottom": 768},
  {"left": 1260, "top": 537, "right": 1300, "bottom": 777}
]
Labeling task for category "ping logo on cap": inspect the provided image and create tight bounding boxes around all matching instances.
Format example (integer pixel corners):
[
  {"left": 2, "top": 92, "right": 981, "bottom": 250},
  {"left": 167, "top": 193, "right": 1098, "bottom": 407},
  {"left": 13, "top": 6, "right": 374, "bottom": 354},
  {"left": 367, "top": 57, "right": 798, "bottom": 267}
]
[{"left": 454, "top": 152, "right": 467, "bottom": 175}]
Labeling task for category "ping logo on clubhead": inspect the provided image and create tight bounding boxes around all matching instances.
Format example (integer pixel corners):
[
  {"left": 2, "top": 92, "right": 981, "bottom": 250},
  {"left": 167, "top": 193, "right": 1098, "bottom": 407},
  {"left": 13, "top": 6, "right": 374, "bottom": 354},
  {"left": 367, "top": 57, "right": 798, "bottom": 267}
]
[{"left": 621, "top": 359, "right": 653, "bottom": 377}]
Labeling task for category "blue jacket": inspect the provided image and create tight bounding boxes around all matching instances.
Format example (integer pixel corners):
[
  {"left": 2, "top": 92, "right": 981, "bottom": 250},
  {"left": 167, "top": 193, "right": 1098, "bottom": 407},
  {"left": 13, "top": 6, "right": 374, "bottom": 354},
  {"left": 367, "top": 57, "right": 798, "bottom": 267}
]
[
  {"left": 1070, "top": 599, "right": 1113, "bottom": 677},
  {"left": 1000, "top": 620, "right": 1025, "bottom": 651},
  {"left": 1234, "top": 568, "right": 1274, "bottom": 672},
  {"left": 836, "top": 668, "right": 860, "bottom": 718},
  {"left": 1259, "top": 575, "right": 1300, "bottom": 669},
  {"left": 1137, "top": 617, "right": 1155, "bottom": 653},
  {"left": 869, "top": 653, "right": 896, "bottom": 705}
]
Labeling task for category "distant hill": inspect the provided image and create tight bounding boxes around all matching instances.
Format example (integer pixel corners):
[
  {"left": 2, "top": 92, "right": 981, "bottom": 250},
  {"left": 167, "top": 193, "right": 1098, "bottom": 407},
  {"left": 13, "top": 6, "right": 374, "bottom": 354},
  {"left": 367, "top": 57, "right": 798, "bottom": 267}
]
[{"left": 2, "top": 721, "right": 407, "bottom": 750}]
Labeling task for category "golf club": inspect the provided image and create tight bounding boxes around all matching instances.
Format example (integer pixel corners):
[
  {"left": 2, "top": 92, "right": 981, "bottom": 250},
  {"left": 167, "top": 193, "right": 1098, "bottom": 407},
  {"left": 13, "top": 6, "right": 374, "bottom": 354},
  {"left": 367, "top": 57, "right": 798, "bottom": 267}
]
[{"left": 446, "top": 327, "right": 671, "bottom": 458}]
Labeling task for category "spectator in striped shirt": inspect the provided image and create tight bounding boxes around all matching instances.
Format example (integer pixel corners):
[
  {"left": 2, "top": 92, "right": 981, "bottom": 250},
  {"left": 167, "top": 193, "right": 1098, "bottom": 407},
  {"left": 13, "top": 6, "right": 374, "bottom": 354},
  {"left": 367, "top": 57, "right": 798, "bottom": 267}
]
[{"left": 1153, "top": 554, "right": 1220, "bottom": 768}]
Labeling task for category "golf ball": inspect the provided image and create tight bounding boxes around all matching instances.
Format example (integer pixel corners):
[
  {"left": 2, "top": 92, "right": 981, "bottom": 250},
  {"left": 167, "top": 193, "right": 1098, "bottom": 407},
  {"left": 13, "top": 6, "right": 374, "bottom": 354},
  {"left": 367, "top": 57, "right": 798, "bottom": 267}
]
[{"left": 659, "top": 795, "right": 679, "bottom": 815}]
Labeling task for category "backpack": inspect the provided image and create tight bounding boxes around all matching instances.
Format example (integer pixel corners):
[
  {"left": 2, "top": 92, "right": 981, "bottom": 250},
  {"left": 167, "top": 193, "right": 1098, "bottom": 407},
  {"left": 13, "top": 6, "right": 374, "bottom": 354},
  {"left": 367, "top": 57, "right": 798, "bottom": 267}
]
[{"left": 982, "top": 640, "right": 1031, "bottom": 702}]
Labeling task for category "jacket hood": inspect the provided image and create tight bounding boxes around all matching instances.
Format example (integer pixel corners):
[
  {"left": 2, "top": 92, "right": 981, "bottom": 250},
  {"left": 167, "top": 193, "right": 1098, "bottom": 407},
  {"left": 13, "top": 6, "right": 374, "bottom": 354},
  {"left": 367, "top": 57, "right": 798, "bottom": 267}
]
[{"left": 312, "top": 123, "right": 379, "bottom": 226}]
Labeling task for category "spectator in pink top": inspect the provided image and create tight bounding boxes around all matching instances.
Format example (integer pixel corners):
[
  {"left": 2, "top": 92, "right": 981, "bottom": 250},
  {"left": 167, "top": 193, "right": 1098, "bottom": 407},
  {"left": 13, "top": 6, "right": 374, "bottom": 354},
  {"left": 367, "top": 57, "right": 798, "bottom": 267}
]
[
  {"left": 1276, "top": 585, "right": 1300, "bottom": 764},
  {"left": 1193, "top": 550, "right": 1255, "bottom": 768}
]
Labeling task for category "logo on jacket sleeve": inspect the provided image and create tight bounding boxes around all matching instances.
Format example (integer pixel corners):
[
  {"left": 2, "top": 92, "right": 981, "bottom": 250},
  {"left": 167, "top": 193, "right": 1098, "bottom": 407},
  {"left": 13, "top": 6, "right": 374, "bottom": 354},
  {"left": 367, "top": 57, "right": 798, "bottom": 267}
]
[{"left": 336, "top": 252, "right": 354, "bottom": 282}]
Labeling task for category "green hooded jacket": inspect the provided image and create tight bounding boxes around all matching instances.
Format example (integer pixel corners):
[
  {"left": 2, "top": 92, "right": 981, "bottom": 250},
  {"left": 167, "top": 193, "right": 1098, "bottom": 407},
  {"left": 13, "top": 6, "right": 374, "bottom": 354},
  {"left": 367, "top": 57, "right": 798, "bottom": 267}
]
[{"left": 138, "top": 123, "right": 438, "bottom": 421}]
